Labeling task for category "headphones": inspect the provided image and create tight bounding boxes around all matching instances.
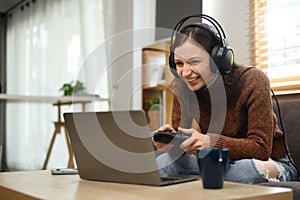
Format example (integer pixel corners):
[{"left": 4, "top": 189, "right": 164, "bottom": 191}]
[{"left": 169, "top": 14, "right": 234, "bottom": 76}]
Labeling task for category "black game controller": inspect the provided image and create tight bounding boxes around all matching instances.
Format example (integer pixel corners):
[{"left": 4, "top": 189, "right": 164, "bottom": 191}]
[{"left": 153, "top": 131, "right": 190, "bottom": 145}]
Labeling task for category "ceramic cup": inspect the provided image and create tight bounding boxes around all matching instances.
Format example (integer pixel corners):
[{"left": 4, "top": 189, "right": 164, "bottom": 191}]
[{"left": 196, "top": 148, "right": 229, "bottom": 189}]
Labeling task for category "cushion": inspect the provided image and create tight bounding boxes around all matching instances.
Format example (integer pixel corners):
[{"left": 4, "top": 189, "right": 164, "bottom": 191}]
[
  {"left": 260, "top": 99, "right": 300, "bottom": 200},
  {"left": 273, "top": 99, "right": 300, "bottom": 171}
]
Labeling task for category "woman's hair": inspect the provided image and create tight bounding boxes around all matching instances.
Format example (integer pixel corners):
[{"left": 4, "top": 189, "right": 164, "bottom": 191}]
[{"left": 173, "top": 25, "right": 219, "bottom": 55}]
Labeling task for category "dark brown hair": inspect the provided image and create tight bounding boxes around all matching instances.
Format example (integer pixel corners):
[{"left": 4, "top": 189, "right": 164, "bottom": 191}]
[{"left": 173, "top": 25, "right": 219, "bottom": 55}]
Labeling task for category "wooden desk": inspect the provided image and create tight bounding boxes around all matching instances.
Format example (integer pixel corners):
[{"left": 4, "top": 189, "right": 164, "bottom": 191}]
[
  {"left": 0, "top": 170, "right": 293, "bottom": 200},
  {"left": 0, "top": 94, "right": 111, "bottom": 169},
  {"left": 0, "top": 93, "right": 110, "bottom": 104}
]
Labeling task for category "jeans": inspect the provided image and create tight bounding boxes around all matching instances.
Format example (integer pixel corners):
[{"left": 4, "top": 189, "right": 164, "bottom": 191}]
[{"left": 156, "top": 151, "right": 299, "bottom": 184}]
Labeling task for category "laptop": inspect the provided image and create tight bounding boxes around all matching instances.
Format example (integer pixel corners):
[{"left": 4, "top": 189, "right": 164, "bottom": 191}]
[{"left": 63, "top": 110, "right": 199, "bottom": 186}]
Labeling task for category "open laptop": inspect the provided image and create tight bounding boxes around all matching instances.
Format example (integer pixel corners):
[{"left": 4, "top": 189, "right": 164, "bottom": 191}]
[{"left": 63, "top": 110, "right": 199, "bottom": 186}]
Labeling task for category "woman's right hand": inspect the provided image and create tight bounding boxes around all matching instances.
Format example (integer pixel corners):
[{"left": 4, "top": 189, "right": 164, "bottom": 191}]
[{"left": 152, "top": 124, "right": 176, "bottom": 151}]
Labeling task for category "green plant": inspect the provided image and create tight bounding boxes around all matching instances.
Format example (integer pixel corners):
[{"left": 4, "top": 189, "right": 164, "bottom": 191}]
[
  {"left": 144, "top": 96, "right": 160, "bottom": 111},
  {"left": 73, "top": 80, "right": 85, "bottom": 93},
  {"left": 59, "top": 80, "right": 86, "bottom": 96}
]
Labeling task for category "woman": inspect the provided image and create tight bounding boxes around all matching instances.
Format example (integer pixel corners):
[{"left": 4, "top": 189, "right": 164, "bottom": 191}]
[{"left": 153, "top": 15, "right": 298, "bottom": 184}]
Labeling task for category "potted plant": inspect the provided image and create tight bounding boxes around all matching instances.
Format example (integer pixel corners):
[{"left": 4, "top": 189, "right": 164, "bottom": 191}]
[
  {"left": 145, "top": 96, "right": 160, "bottom": 111},
  {"left": 144, "top": 96, "right": 161, "bottom": 130},
  {"left": 72, "top": 80, "right": 86, "bottom": 94},
  {"left": 59, "top": 80, "right": 86, "bottom": 96}
]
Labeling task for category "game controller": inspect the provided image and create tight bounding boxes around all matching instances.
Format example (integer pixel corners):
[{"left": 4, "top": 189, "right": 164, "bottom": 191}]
[{"left": 153, "top": 131, "right": 190, "bottom": 145}]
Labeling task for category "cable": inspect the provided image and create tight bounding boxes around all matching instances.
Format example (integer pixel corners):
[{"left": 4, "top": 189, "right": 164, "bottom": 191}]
[
  {"left": 223, "top": 66, "right": 255, "bottom": 85},
  {"left": 271, "top": 89, "right": 299, "bottom": 177},
  {"left": 223, "top": 66, "right": 299, "bottom": 177}
]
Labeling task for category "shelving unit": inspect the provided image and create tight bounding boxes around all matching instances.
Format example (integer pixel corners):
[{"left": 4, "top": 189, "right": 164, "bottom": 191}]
[{"left": 141, "top": 39, "right": 174, "bottom": 130}]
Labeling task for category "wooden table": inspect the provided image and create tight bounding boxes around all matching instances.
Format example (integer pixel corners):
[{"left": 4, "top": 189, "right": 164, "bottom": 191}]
[
  {"left": 0, "top": 93, "right": 109, "bottom": 104},
  {"left": 0, "top": 170, "right": 293, "bottom": 200},
  {"left": 0, "top": 94, "right": 110, "bottom": 169}
]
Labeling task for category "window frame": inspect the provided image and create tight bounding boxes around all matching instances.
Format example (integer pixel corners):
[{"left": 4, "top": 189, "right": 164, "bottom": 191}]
[{"left": 250, "top": 0, "right": 300, "bottom": 95}]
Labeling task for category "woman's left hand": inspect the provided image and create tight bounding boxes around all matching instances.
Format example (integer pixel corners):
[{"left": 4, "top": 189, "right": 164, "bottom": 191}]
[{"left": 178, "top": 127, "right": 210, "bottom": 154}]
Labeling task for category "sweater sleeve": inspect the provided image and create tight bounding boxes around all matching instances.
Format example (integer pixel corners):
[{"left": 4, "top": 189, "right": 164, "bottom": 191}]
[
  {"left": 171, "top": 79, "right": 193, "bottom": 129},
  {"left": 209, "top": 68, "right": 273, "bottom": 161},
  {"left": 172, "top": 95, "right": 181, "bottom": 129}
]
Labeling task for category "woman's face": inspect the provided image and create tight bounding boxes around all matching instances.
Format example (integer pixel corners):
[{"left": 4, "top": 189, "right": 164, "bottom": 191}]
[{"left": 174, "top": 39, "right": 214, "bottom": 91}]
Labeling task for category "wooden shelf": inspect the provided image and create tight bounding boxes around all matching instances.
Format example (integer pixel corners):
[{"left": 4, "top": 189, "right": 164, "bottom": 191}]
[
  {"left": 142, "top": 40, "right": 174, "bottom": 130},
  {"left": 142, "top": 84, "right": 170, "bottom": 91}
]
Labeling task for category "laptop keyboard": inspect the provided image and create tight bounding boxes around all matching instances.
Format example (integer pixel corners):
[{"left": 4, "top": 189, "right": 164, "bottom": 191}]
[{"left": 160, "top": 175, "right": 182, "bottom": 182}]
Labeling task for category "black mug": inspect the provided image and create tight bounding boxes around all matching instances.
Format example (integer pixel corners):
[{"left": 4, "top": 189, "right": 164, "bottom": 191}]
[{"left": 197, "top": 148, "right": 229, "bottom": 189}]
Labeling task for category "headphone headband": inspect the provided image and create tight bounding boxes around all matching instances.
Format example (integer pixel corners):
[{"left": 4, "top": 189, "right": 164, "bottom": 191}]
[
  {"left": 169, "top": 14, "right": 234, "bottom": 75},
  {"left": 170, "top": 14, "right": 227, "bottom": 50}
]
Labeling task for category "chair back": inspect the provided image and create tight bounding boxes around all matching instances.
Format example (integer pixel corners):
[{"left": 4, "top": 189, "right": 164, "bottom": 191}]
[{"left": 273, "top": 99, "right": 300, "bottom": 172}]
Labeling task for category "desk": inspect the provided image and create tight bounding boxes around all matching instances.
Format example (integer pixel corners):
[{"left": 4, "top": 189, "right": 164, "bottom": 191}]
[
  {"left": 0, "top": 94, "right": 110, "bottom": 104},
  {"left": 0, "top": 170, "right": 293, "bottom": 200},
  {"left": 0, "top": 94, "right": 110, "bottom": 113},
  {"left": 0, "top": 94, "right": 110, "bottom": 169}
]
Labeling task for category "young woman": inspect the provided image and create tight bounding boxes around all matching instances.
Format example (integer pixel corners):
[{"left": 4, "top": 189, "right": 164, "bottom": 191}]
[{"left": 153, "top": 14, "right": 298, "bottom": 184}]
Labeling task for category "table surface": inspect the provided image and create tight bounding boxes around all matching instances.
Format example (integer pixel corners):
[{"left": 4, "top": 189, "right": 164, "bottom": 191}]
[
  {"left": 0, "top": 170, "right": 293, "bottom": 200},
  {"left": 0, "top": 93, "right": 109, "bottom": 104}
]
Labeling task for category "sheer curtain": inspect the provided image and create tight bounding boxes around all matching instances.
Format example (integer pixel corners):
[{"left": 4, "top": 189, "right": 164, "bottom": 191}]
[{"left": 6, "top": 0, "right": 108, "bottom": 170}]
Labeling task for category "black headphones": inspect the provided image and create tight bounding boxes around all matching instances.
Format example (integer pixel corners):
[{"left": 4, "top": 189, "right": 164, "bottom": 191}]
[{"left": 169, "top": 14, "right": 234, "bottom": 76}]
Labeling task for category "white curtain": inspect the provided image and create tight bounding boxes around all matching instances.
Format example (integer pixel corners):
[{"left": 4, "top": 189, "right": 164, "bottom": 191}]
[{"left": 6, "top": 0, "right": 109, "bottom": 170}]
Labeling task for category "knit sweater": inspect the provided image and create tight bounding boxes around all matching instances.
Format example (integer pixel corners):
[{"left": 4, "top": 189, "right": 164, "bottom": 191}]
[{"left": 171, "top": 66, "right": 288, "bottom": 161}]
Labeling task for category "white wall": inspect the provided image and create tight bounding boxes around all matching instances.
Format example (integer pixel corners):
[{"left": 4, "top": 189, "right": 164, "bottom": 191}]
[
  {"left": 107, "top": 0, "right": 156, "bottom": 111},
  {"left": 132, "top": 0, "right": 156, "bottom": 110},
  {"left": 202, "top": 0, "right": 250, "bottom": 65}
]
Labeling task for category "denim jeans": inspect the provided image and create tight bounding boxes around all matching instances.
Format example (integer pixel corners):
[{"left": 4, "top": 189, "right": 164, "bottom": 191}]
[{"left": 156, "top": 151, "right": 298, "bottom": 184}]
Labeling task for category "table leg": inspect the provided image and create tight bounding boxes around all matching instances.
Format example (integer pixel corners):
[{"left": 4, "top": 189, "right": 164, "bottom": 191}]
[
  {"left": 42, "top": 127, "right": 58, "bottom": 170},
  {"left": 63, "top": 124, "right": 74, "bottom": 168}
]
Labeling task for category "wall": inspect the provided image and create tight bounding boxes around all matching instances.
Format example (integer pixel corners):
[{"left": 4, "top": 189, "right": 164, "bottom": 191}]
[
  {"left": 105, "top": 0, "right": 156, "bottom": 110},
  {"left": 0, "top": 14, "right": 7, "bottom": 171},
  {"left": 103, "top": 0, "right": 134, "bottom": 110},
  {"left": 132, "top": 0, "right": 156, "bottom": 109},
  {"left": 202, "top": 0, "right": 250, "bottom": 65},
  {"left": 155, "top": 0, "right": 202, "bottom": 40},
  {"left": 0, "top": 14, "right": 6, "bottom": 93},
  {"left": 0, "top": 0, "right": 24, "bottom": 13}
]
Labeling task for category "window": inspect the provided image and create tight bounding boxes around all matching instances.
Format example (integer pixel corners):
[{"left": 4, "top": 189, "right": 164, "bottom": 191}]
[
  {"left": 250, "top": 0, "right": 300, "bottom": 94},
  {"left": 6, "top": 0, "right": 108, "bottom": 170}
]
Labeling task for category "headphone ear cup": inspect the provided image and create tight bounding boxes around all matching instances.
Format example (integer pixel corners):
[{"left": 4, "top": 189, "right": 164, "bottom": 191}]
[
  {"left": 223, "top": 47, "right": 234, "bottom": 73},
  {"left": 211, "top": 45, "right": 234, "bottom": 74},
  {"left": 169, "top": 50, "right": 179, "bottom": 77},
  {"left": 211, "top": 45, "right": 222, "bottom": 73},
  {"left": 169, "top": 52, "right": 175, "bottom": 69}
]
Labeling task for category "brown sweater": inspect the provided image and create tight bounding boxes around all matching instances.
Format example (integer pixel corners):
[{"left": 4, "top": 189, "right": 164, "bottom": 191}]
[{"left": 171, "top": 66, "right": 288, "bottom": 161}]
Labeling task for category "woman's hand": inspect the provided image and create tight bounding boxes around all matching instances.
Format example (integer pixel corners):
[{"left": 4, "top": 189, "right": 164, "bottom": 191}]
[
  {"left": 178, "top": 127, "right": 210, "bottom": 154},
  {"left": 152, "top": 124, "right": 176, "bottom": 151}
]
